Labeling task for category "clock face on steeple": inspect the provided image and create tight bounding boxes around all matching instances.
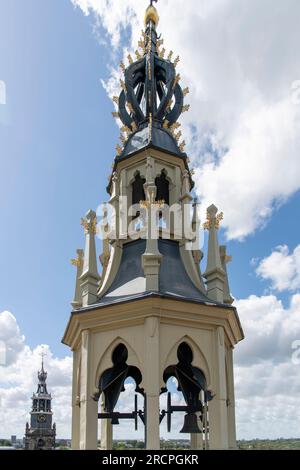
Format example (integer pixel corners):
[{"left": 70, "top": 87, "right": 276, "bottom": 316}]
[{"left": 37, "top": 414, "right": 46, "bottom": 423}]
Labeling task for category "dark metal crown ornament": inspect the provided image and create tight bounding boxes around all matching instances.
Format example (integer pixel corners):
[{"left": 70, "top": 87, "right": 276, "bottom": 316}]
[{"left": 112, "top": 1, "right": 190, "bottom": 160}]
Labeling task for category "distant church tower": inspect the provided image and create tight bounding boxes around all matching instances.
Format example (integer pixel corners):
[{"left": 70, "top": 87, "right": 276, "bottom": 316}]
[
  {"left": 63, "top": 2, "right": 244, "bottom": 450},
  {"left": 25, "top": 358, "right": 56, "bottom": 450}
]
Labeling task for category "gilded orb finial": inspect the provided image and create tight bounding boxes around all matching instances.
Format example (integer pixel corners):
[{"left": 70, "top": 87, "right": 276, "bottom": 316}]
[{"left": 145, "top": 1, "right": 159, "bottom": 27}]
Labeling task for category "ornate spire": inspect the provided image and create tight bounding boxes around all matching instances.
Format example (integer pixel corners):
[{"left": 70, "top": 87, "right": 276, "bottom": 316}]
[
  {"left": 80, "top": 210, "right": 100, "bottom": 306},
  {"left": 71, "top": 249, "right": 84, "bottom": 309},
  {"left": 112, "top": 0, "right": 189, "bottom": 159},
  {"left": 219, "top": 245, "right": 234, "bottom": 305},
  {"left": 203, "top": 205, "right": 225, "bottom": 303},
  {"left": 37, "top": 350, "right": 48, "bottom": 395}
]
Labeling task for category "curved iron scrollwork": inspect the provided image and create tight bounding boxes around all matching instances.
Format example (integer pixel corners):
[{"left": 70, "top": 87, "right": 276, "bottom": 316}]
[{"left": 113, "top": 6, "right": 189, "bottom": 159}]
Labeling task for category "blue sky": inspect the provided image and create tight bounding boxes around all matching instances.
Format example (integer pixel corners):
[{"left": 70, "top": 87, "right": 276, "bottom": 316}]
[
  {"left": 0, "top": 0, "right": 298, "bottom": 355},
  {"left": 0, "top": 0, "right": 119, "bottom": 356},
  {"left": 0, "top": 0, "right": 299, "bottom": 355},
  {"left": 1, "top": 0, "right": 300, "bottom": 440}
]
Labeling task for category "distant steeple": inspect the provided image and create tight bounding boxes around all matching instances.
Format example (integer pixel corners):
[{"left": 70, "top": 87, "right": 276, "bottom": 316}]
[
  {"left": 37, "top": 352, "right": 48, "bottom": 394},
  {"left": 24, "top": 354, "right": 56, "bottom": 450}
]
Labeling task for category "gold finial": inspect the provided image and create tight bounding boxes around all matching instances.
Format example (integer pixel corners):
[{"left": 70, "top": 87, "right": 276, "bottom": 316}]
[
  {"left": 112, "top": 111, "right": 119, "bottom": 119},
  {"left": 121, "top": 125, "right": 131, "bottom": 135},
  {"left": 116, "top": 144, "right": 122, "bottom": 156},
  {"left": 138, "top": 39, "right": 146, "bottom": 50},
  {"left": 71, "top": 250, "right": 83, "bottom": 268},
  {"left": 112, "top": 96, "right": 119, "bottom": 104},
  {"left": 171, "top": 122, "right": 181, "bottom": 130},
  {"left": 71, "top": 258, "right": 80, "bottom": 267},
  {"left": 203, "top": 207, "right": 224, "bottom": 230},
  {"left": 144, "top": 3, "right": 159, "bottom": 27},
  {"left": 182, "top": 104, "right": 190, "bottom": 113},
  {"left": 119, "top": 133, "right": 127, "bottom": 144},
  {"left": 174, "top": 130, "right": 182, "bottom": 142},
  {"left": 120, "top": 79, "right": 126, "bottom": 91},
  {"left": 135, "top": 50, "right": 142, "bottom": 60},
  {"left": 81, "top": 217, "right": 97, "bottom": 235},
  {"left": 120, "top": 61, "right": 126, "bottom": 73},
  {"left": 179, "top": 140, "right": 186, "bottom": 152},
  {"left": 163, "top": 119, "right": 169, "bottom": 129},
  {"left": 127, "top": 54, "right": 133, "bottom": 65},
  {"left": 159, "top": 48, "right": 166, "bottom": 59},
  {"left": 168, "top": 51, "right": 174, "bottom": 61},
  {"left": 183, "top": 87, "right": 190, "bottom": 96},
  {"left": 174, "top": 56, "right": 180, "bottom": 67},
  {"left": 140, "top": 199, "right": 165, "bottom": 209}
]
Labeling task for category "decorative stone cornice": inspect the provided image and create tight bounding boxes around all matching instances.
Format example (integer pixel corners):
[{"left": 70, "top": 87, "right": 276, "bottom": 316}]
[{"left": 62, "top": 295, "right": 244, "bottom": 352}]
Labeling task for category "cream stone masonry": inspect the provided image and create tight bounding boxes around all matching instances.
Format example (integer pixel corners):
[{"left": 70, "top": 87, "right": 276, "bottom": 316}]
[
  {"left": 71, "top": 249, "right": 84, "bottom": 309},
  {"left": 80, "top": 210, "right": 100, "bottom": 307},
  {"left": 64, "top": 1, "right": 244, "bottom": 451},
  {"left": 203, "top": 205, "right": 226, "bottom": 303}
]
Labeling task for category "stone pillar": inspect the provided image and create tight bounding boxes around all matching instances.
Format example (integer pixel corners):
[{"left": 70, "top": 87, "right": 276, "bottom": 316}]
[
  {"left": 190, "top": 421, "right": 203, "bottom": 450},
  {"left": 203, "top": 205, "right": 225, "bottom": 303},
  {"left": 108, "top": 171, "right": 120, "bottom": 242},
  {"left": 142, "top": 157, "right": 162, "bottom": 291},
  {"left": 71, "top": 350, "right": 80, "bottom": 450},
  {"left": 220, "top": 246, "right": 234, "bottom": 305},
  {"left": 144, "top": 317, "right": 160, "bottom": 450},
  {"left": 79, "top": 330, "right": 98, "bottom": 450},
  {"left": 100, "top": 396, "right": 113, "bottom": 450},
  {"left": 80, "top": 210, "right": 100, "bottom": 307},
  {"left": 71, "top": 249, "right": 84, "bottom": 309},
  {"left": 209, "top": 327, "right": 229, "bottom": 450},
  {"left": 226, "top": 348, "right": 237, "bottom": 449}
]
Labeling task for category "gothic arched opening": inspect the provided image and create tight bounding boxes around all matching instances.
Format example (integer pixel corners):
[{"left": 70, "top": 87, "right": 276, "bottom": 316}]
[
  {"left": 132, "top": 172, "right": 146, "bottom": 206},
  {"left": 98, "top": 343, "right": 146, "bottom": 442},
  {"left": 155, "top": 170, "right": 170, "bottom": 205},
  {"left": 160, "top": 342, "right": 212, "bottom": 448}
]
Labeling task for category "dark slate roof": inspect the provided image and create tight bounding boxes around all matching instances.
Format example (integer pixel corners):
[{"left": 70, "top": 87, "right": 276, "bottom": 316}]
[
  {"left": 118, "top": 126, "right": 185, "bottom": 160},
  {"left": 96, "top": 238, "right": 214, "bottom": 306}
]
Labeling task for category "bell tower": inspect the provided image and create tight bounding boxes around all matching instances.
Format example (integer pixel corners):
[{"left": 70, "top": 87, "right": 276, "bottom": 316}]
[
  {"left": 63, "top": 1, "right": 244, "bottom": 450},
  {"left": 25, "top": 357, "right": 56, "bottom": 450}
]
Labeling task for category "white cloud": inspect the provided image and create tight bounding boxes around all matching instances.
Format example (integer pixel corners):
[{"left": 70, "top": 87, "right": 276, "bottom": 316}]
[
  {"left": 256, "top": 245, "right": 300, "bottom": 292},
  {"left": 71, "top": 0, "right": 300, "bottom": 240},
  {"left": 2, "top": 294, "right": 300, "bottom": 442},
  {"left": 0, "top": 311, "right": 72, "bottom": 440},
  {"left": 0, "top": 311, "right": 25, "bottom": 366},
  {"left": 234, "top": 293, "right": 300, "bottom": 439}
]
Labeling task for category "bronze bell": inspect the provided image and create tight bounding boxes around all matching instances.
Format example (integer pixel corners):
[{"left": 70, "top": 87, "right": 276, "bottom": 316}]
[{"left": 180, "top": 413, "right": 202, "bottom": 434}]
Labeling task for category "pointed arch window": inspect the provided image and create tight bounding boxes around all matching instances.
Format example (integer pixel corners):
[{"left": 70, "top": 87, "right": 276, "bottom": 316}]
[
  {"left": 155, "top": 170, "right": 169, "bottom": 205},
  {"left": 132, "top": 172, "right": 146, "bottom": 206}
]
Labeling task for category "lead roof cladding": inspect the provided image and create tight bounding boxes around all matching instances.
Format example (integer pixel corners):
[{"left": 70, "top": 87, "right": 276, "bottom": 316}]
[{"left": 97, "top": 239, "right": 214, "bottom": 306}]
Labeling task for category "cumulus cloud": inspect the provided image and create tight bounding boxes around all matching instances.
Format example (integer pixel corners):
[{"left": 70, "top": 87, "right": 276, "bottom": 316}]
[
  {"left": 0, "top": 311, "right": 25, "bottom": 366},
  {"left": 256, "top": 244, "right": 300, "bottom": 292},
  {"left": 71, "top": 0, "right": 300, "bottom": 240},
  {"left": 2, "top": 293, "right": 300, "bottom": 441},
  {"left": 234, "top": 293, "right": 300, "bottom": 439},
  {"left": 234, "top": 293, "right": 300, "bottom": 365},
  {"left": 0, "top": 312, "right": 72, "bottom": 439}
]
